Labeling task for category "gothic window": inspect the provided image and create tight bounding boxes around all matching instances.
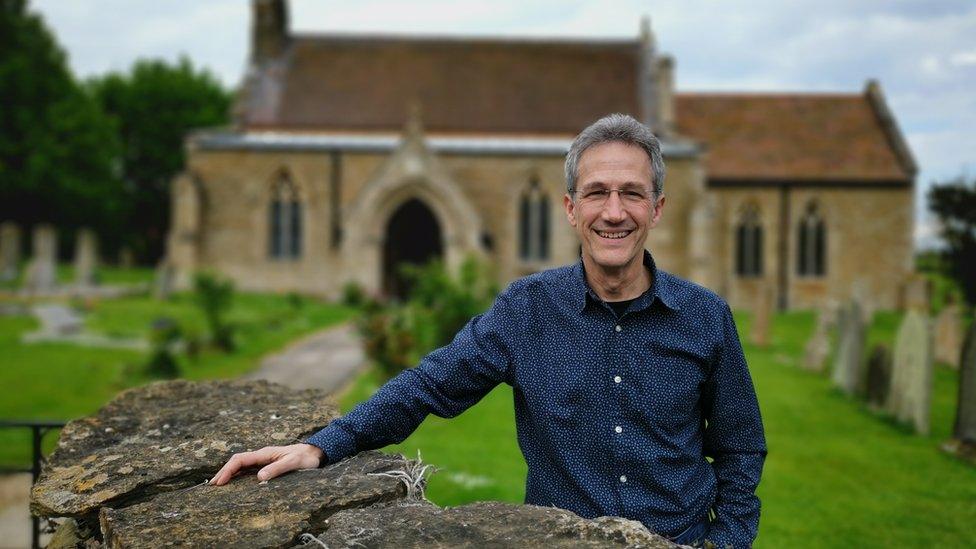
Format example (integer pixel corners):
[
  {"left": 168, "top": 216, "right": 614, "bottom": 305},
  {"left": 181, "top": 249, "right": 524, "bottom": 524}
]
[
  {"left": 519, "top": 178, "right": 550, "bottom": 261},
  {"left": 735, "top": 204, "right": 763, "bottom": 277},
  {"left": 797, "top": 201, "right": 826, "bottom": 276},
  {"left": 268, "top": 171, "right": 302, "bottom": 260}
]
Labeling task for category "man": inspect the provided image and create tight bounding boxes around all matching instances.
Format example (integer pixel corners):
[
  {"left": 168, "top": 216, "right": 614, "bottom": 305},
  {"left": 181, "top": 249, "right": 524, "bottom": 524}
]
[{"left": 212, "top": 113, "right": 767, "bottom": 548}]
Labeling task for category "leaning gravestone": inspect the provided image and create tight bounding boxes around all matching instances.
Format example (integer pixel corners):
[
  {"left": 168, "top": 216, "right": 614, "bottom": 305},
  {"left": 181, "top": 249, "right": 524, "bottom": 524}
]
[
  {"left": 934, "top": 302, "right": 964, "bottom": 369},
  {"left": 865, "top": 344, "right": 892, "bottom": 409},
  {"left": 24, "top": 223, "right": 57, "bottom": 293},
  {"left": 832, "top": 298, "right": 866, "bottom": 396},
  {"left": 888, "top": 310, "right": 934, "bottom": 435},
  {"left": 34, "top": 380, "right": 680, "bottom": 549},
  {"left": 153, "top": 260, "right": 174, "bottom": 300},
  {"left": 74, "top": 227, "right": 98, "bottom": 288},
  {"left": 802, "top": 305, "right": 834, "bottom": 373},
  {"left": 952, "top": 319, "right": 976, "bottom": 444},
  {"left": 0, "top": 221, "right": 20, "bottom": 281}
]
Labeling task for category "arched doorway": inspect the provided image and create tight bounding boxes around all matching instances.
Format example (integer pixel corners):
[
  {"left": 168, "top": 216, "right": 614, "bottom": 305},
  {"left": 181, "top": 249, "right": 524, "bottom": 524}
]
[{"left": 383, "top": 198, "right": 443, "bottom": 299}]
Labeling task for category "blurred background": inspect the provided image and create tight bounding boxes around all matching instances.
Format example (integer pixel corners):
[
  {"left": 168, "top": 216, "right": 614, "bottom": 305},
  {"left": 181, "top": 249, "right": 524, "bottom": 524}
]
[{"left": 1, "top": 0, "right": 974, "bottom": 547}]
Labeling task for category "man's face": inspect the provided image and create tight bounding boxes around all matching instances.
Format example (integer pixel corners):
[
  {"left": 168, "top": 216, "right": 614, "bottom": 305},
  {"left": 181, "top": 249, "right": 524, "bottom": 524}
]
[{"left": 564, "top": 141, "right": 665, "bottom": 271}]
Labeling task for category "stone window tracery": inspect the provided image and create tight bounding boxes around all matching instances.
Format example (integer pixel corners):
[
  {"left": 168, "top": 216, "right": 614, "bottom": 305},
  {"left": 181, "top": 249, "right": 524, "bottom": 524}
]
[
  {"left": 519, "top": 178, "right": 549, "bottom": 262},
  {"left": 269, "top": 171, "right": 302, "bottom": 260},
  {"left": 735, "top": 203, "right": 763, "bottom": 278},
  {"left": 797, "top": 201, "right": 826, "bottom": 276}
]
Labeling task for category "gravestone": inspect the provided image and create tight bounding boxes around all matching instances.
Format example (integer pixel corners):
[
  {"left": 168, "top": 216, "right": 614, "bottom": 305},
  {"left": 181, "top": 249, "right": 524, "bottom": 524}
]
[
  {"left": 865, "top": 344, "right": 891, "bottom": 408},
  {"left": 888, "top": 310, "right": 933, "bottom": 435},
  {"left": 934, "top": 302, "right": 963, "bottom": 369},
  {"left": 153, "top": 260, "right": 174, "bottom": 300},
  {"left": 30, "top": 304, "right": 83, "bottom": 337},
  {"left": 25, "top": 224, "right": 57, "bottom": 292},
  {"left": 802, "top": 305, "right": 834, "bottom": 373},
  {"left": 0, "top": 221, "right": 20, "bottom": 281},
  {"left": 953, "top": 319, "right": 976, "bottom": 444},
  {"left": 750, "top": 283, "right": 773, "bottom": 348},
  {"left": 118, "top": 247, "right": 134, "bottom": 268},
  {"left": 832, "top": 298, "right": 866, "bottom": 396},
  {"left": 74, "top": 228, "right": 98, "bottom": 288}
]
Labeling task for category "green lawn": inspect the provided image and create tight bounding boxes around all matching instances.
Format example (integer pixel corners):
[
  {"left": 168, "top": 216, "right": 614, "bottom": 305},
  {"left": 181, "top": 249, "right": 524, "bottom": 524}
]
[
  {"left": 339, "top": 310, "right": 976, "bottom": 547},
  {"left": 0, "top": 290, "right": 355, "bottom": 468}
]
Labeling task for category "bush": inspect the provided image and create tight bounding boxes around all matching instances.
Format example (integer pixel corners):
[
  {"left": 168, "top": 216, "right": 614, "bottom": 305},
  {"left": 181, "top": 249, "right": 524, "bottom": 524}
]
[
  {"left": 356, "top": 256, "right": 496, "bottom": 380},
  {"left": 341, "top": 281, "right": 367, "bottom": 308},
  {"left": 192, "top": 271, "right": 235, "bottom": 351},
  {"left": 357, "top": 300, "right": 418, "bottom": 380},
  {"left": 144, "top": 316, "right": 181, "bottom": 378},
  {"left": 286, "top": 291, "right": 305, "bottom": 310}
]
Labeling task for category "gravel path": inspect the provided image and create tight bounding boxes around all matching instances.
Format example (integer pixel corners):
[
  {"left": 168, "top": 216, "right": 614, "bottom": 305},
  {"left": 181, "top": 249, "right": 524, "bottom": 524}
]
[{"left": 243, "top": 322, "right": 367, "bottom": 394}]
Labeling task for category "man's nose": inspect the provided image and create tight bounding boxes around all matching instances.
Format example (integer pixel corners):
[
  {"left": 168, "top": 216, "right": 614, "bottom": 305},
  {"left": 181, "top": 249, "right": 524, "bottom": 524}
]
[{"left": 602, "top": 190, "right": 627, "bottom": 222}]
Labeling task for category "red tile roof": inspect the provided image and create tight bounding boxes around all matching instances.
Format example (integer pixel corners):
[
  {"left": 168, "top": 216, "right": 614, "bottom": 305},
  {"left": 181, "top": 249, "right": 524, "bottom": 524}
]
[
  {"left": 241, "top": 34, "right": 640, "bottom": 134},
  {"left": 675, "top": 93, "right": 912, "bottom": 182},
  {"left": 237, "top": 34, "right": 912, "bottom": 182}
]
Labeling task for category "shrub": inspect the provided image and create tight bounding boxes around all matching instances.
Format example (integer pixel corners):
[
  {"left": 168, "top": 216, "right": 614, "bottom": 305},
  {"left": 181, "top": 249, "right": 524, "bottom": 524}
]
[
  {"left": 192, "top": 271, "right": 235, "bottom": 352},
  {"left": 357, "top": 300, "right": 418, "bottom": 380},
  {"left": 341, "top": 281, "right": 367, "bottom": 307},
  {"left": 286, "top": 291, "right": 305, "bottom": 310},
  {"left": 144, "top": 316, "right": 181, "bottom": 379},
  {"left": 356, "top": 256, "right": 496, "bottom": 380}
]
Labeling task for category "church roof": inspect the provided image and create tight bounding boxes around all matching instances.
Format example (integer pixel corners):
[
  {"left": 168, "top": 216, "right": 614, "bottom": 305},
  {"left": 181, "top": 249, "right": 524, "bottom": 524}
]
[
  {"left": 675, "top": 92, "right": 914, "bottom": 183},
  {"left": 240, "top": 33, "right": 641, "bottom": 134},
  {"left": 235, "top": 32, "right": 914, "bottom": 184}
]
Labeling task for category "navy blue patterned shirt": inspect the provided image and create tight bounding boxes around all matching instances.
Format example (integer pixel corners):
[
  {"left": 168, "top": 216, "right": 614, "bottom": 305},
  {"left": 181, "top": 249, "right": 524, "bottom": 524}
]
[{"left": 307, "top": 251, "right": 767, "bottom": 548}]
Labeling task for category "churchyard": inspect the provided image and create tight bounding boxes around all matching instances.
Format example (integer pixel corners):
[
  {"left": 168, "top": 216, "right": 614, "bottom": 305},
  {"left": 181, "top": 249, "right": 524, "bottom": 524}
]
[
  {"left": 0, "top": 262, "right": 355, "bottom": 468},
  {"left": 2, "top": 228, "right": 974, "bottom": 547}
]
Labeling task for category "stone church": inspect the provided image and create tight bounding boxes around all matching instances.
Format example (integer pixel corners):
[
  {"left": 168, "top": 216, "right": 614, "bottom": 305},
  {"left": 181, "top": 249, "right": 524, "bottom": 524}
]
[{"left": 166, "top": 0, "right": 916, "bottom": 310}]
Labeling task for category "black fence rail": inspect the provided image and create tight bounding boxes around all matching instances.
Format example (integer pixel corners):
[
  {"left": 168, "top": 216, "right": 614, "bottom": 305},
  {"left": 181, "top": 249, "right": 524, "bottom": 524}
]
[{"left": 0, "top": 420, "right": 67, "bottom": 549}]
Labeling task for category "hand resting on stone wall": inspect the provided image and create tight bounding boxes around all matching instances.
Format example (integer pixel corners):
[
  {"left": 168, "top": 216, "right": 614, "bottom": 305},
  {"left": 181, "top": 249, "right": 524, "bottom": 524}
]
[{"left": 209, "top": 443, "right": 325, "bottom": 485}]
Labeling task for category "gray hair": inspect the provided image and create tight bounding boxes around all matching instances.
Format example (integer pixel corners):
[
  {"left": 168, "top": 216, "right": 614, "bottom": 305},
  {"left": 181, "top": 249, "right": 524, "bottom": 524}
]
[{"left": 564, "top": 113, "right": 666, "bottom": 198}]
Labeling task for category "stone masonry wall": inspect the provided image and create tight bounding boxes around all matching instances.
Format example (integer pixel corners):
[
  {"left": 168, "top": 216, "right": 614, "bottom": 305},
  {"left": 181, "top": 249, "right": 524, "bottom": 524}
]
[{"left": 32, "top": 380, "right": 680, "bottom": 548}]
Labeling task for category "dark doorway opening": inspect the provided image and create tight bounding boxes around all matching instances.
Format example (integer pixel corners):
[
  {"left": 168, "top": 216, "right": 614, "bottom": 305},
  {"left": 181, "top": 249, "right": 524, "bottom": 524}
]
[{"left": 383, "top": 198, "right": 443, "bottom": 299}]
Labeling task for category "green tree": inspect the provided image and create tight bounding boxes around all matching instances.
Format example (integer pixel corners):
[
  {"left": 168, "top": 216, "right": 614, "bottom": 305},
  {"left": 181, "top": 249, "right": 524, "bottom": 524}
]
[
  {"left": 89, "top": 57, "right": 231, "bottom": 263},
  {"left": 927, "top": 175, "right": 976, "bottom": 308},
  {"left": 0, "top": 0, "right": 123, "bottom": 252}
]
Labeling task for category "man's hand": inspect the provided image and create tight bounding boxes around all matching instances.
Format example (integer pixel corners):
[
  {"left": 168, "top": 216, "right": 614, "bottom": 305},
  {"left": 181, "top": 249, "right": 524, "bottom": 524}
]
[{"left": 209, "top": 443, "right": 325, "bottom": 486}]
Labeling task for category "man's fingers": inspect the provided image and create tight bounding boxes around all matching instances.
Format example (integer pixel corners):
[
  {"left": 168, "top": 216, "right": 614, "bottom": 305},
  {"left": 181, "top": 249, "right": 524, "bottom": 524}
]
[
  {"left": 210, "top": 447, "right": 281, "bottom": 486},
  {"left": 256, "top": 453, "right": 300, "bottom": 482}
]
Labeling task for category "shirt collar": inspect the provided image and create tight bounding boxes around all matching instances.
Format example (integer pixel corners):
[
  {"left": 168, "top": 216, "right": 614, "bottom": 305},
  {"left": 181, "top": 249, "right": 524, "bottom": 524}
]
[{"left": 570, "top": 249, "right": 682, "bottom": 313}]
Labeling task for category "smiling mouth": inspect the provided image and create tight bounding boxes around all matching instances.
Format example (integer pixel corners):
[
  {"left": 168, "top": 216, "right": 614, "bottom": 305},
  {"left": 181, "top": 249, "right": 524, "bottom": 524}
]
[{"left": 595, "top": 230, "right": 633, "bottom": 240}]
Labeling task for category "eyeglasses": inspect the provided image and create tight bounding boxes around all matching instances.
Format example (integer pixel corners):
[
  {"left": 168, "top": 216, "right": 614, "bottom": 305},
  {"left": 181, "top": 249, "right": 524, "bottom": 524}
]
[{"left": 572, "top": 185, "right": 655, "bottom": 208}]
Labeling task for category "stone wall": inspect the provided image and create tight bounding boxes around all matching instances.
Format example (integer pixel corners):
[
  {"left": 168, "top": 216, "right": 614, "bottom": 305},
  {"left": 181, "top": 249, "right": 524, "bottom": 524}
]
[
  {"left": 32, "top": 380, "right": 680, "bottom": 548},
  {"left": 713, "top": 186, "right": 913, "bottom": 311},
  {"left": 174, "top": 145, "right": 705, "bottom": 299}
]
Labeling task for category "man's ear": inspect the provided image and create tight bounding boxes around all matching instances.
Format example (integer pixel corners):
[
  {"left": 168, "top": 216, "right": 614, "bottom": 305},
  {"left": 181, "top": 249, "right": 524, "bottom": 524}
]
[
  {"left": 564, "top": 193, "right": 577, "bottom": 227},
  {"left": 648, "top": 194, "right": 666, "bottom": 228}
]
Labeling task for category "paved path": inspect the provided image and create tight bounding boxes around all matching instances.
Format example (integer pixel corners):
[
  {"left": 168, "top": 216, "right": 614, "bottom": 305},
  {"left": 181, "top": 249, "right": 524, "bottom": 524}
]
[
  {"left": 1, "top": 322, "right": 367, "bottom": 547},
  {"left": 244, "top": 322, "right": 367, "bottom": 395}
]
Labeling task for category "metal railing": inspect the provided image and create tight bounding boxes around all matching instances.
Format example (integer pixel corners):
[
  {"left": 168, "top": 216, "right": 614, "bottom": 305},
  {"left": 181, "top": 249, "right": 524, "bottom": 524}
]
[{"left": 0, "top": 420, "right": 66, "bottom": 549}]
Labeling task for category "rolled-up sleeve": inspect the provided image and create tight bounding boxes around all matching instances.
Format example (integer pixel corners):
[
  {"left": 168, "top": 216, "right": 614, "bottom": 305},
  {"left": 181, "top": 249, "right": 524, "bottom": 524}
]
[
  {"left": 305, "top": 286, "right": 520, "bottom": 464},
  {"left": 701, "top": 303, "right": 767, "bottom": 548}
]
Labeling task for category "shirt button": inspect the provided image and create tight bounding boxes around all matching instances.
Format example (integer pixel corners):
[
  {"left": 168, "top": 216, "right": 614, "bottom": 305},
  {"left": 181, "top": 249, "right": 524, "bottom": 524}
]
[
  {"left": 615, "top": 426, "right": 622, "bottom": 434},
  {"left": 615, "top": 325, "right": 622, "bottom": 332},
  {"left": 613, "top": 375, "right": 622, "bottom": 384},
  {"left": 619, "top": 475, "right": 627, "bottom": 483}
]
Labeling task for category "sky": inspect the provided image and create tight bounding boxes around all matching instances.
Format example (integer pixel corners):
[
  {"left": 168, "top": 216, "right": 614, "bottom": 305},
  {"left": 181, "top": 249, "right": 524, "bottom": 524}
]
[{"left": 29, "top": 0, "right": 976, "bottom": 250}]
